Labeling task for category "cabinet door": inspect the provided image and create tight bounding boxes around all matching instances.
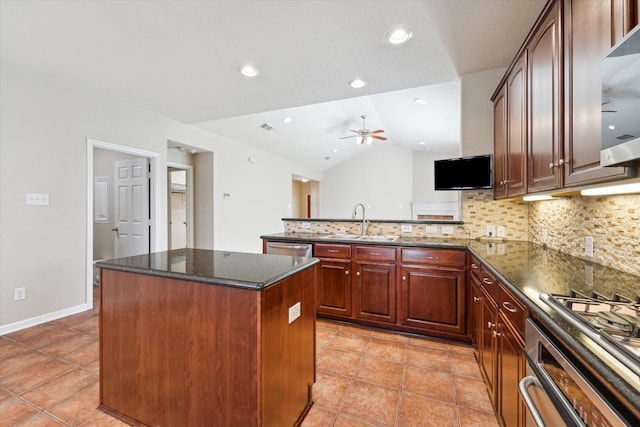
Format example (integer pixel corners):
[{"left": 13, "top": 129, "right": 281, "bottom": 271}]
[
  {"left": 317, "top": 259, "right": 352, "bottom": 318},
  {"left": 469, "top": 273, "right": 483, "bottom": 351},
  {"left": 479, "top": 291, "right": 498, "bottom": 406},
  {"left": 498, "top": 316, "right": 526, "bottom": 427},
  {"left": 528, "top": 0, "right": 563, "bottom": 192},
  {"left": 399, "top": 266, "right": 466, "bottom": 335},
  {"left": 353, "top": 261, "right": 396, "bottom": 323},
  {"left": 564, "top": 0, "right": 631, "bottom": 186},
  {"left": 493, "top": 85, "right": 508, "bottom": 200},
  {"left": 506, "top": 54, "right": 528, "bottom": 197}
]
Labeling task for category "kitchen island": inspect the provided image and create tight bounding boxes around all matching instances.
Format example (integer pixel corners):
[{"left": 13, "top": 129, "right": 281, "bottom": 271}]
[{"left": 96, "top": 249, "right": 318, "bottom": 427}]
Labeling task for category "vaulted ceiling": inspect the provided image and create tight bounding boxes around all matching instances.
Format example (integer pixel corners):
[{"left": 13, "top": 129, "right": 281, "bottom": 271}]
[{"left": 0, "top": 0, "right": 546, "bottom": 171}]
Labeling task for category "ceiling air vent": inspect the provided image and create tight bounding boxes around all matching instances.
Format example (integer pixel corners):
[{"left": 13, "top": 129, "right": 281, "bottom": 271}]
[{"left": 260, "top": 123, "right": 274, "bottom": 131}]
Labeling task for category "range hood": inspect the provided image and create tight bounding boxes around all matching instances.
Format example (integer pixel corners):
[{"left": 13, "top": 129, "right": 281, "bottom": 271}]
[{"left": 601, "top": 26, "right": 640, "bottom": 167}]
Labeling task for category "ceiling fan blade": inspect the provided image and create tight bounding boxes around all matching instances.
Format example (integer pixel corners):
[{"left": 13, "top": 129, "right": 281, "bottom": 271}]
[
  {"left": 340, "top": 135, "right": 358, "bottom": 139},
  {"left": 370, "top": 129, "right": 385, "bottom": 134},
  {"left": 371, "top": 135, "right": 387, "bottom": 141}
]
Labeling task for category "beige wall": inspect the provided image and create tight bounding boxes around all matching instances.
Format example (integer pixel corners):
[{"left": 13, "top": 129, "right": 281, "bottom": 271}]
[{"left": 0, "top": 62, "right": 319, "bottom": 331}]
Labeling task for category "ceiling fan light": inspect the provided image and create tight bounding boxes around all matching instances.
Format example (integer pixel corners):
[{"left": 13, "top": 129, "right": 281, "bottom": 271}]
[
  {"left": 348, "top": 79, "right": 367, "bottom": 89},
  {"left": 386, "top": 28, "right": 412, "bottom": 45}
]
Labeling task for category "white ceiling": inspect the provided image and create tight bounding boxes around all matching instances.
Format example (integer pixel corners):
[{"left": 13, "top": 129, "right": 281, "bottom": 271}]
[{"left": 0, "top": 0, "right": 546, "bottom": 171}]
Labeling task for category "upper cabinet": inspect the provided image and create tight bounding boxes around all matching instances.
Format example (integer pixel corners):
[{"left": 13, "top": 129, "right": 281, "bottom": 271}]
[
  {"left": 563, "top": 0, "right": 632, "bottom": 185},
  {"left": 527, "top": 0, "right": 563, "bottom": 192},
  {"left": 492, "top": 0, "right": 639, "bottom": 199}
]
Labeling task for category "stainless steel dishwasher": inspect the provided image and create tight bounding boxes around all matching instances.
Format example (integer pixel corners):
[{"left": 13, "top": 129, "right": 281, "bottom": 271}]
[{"left": 265, "top": 241, "right": 313, "bottom": 257}]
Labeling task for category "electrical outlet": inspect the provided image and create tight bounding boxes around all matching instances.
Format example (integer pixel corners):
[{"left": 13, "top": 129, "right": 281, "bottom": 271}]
[
  {"left": 486, "top": 225, "right": 495, "bottom": 237},
  {"left": 496, "top": 226, "right": 506, "bottom": 238},
  {"left": 585, "top": 236, "right": 594, "bottom": 257},
  {"left": 301, "top": 222, "right": 311, "bottom": 229},
  {"left": 425, "top": 225, "right": 438, "bottom": 234},
  {"left": 441, "top": 226, "right": 454, "bottom": 235},
  {"left": 541, "top": 230, "right": 548, "bottom": 244},
  {"left": 585, "top": 264, "right": 594, "bottom": 286},
  {"left": 288, "top": 302, "right": 301, "bottom": 324},
  {"left": 14, "top": 287, "right": 26, "bottom": 301},
  {"left": 401, "top": 225, "right": 412, "bottom": 233}
]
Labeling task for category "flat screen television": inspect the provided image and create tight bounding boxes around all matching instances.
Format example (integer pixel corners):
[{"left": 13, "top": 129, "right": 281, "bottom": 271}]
[{"left": 434, "top": 155, "right": 493, "bottom": 190}]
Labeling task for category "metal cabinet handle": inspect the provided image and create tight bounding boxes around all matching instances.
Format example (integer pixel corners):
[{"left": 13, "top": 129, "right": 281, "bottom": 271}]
[
  {"left": 493, "top": 330, "right": 501, "bottom": 338},
  {"left": 487, "top": 321, "right": 495, "bottom": 329},
  {"left": 426, "top": 256, "right": 439, "bottom": 260},
  {"left": 518, "top": 376, "right": 546, "bottom": 427},
  {"left": 471, "top": 263, "right": 480, "bottom": 269},
  {"left": 356, "top": 271, "right": 360, "bottom": 276},
  {"left": 370, "top": 252, "right": 380, "bottom": 256},
  {"left": 549, "top": 162, "right": 555, "bottom": 170},
  {"left": 327, "top": 249, "right": 339, "bottom": 253},
  {"left": 345, "top": 271, "right": 350, "bottom": 275},
  {"left": 502, "top": 301, "right": 518, "bottom": 313},
  {"left": 473, "top": 296, "right": 481, "bottom": 302},
  {"left": 402, "top": 276, "right": 407, "bottom": 281},
  {"left": 482, "top": 278, "right": 495, "bottom": 285}
]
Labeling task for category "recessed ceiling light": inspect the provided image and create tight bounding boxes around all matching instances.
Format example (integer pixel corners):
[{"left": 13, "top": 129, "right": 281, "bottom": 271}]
[
  {"left": 282, "top": 117, "right": 292, "bottom": 124},
  {"left": 414, "top": 98, "right": 426, "bottom": 105},
  {"left": 419, "top": 141, "right": 426, "bottom": 145},
  {"left": 332, "top": 148, "right": 339, "bottom": 153},
  {"left": 386, "top": 28, "right": 412, "bottom": 45},
  {"left": 238, "top": 65, "right": 260, "bottom": 77},
  {"left": 348, "top": 78, "right": 367, "bottom": 89},
  {"left": 608, "top": 124, "right": 615, "bottom": 130}
]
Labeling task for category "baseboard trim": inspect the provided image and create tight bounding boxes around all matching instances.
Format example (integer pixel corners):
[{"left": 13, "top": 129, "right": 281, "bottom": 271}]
[{"left": 0, "top": 303, "right": 91, "bottom": 335}]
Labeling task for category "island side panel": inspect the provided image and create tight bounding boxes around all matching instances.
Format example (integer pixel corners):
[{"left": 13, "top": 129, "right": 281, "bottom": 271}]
[
  {"left": 99, "top": 269, "right": 261, "bottom": 426},
  {"left": 260, "top": 264, "right": 317, "bottom": 427}
]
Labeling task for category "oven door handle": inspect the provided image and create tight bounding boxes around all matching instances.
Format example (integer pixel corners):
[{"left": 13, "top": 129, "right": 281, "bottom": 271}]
[{"left": 518, "top": 376, "right": 548, "bottom": 427}]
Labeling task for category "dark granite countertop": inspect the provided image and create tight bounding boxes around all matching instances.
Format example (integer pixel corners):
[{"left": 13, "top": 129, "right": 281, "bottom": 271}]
[
  {"left": 96, "top": 248, "right": 319, "bottom": 290},
  {"left": 262, "top": 232, "right": 640, "bottom": 414}
]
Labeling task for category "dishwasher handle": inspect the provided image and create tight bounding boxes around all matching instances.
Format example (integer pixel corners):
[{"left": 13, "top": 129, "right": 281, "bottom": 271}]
[
  {"left": 267, "top": 243, "right": 311, "bottom": 250},
  {"left": 518, "top": 376, "right": 547, "bottom": 427}
]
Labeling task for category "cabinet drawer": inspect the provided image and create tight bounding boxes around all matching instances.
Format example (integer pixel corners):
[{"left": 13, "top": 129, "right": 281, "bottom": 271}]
[
  {"left": 354, "top": 245, "right": 397, "bottom": 262},
  {"left": 469, "top": 255, "right": 482, "bottom": 280},
  {"left": 480, "top": 266, "right": 498, "bottom": 302},
  {"left": 498, "top": 283, "right": 527, "bottom": 337},
  {"left": 400, "top": 248, "right": 466, "bottom": 267},
  {"left": 314, "top": 243, "right": 351, "bottom": 259}
]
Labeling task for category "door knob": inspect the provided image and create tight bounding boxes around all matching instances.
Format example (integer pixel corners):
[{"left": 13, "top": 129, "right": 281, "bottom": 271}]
[{"left": 111, "top": 227, "right": 119, "bottom": 232}]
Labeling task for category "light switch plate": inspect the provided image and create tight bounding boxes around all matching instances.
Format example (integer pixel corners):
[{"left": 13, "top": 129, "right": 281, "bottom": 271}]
[
  {"left": 585, "top": 236, "right": 594, "bottom": 257},
  {"left": 26, "top": 193, "right": 49, "bottom": 205},
  {"left": 425, "top": 225, "right": 438, "bottom": 234},
  {"left": 301, "top": 222, "right": 311, "bottom": 229},
  {"left": 441, "top": 226, "right": 454, "bottom": 235},
  {"left": 401, "top": 225, "right": 412, "bottom": 233}
]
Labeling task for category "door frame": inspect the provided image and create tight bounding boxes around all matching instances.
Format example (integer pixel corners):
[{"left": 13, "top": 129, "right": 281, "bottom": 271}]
[
  {"left": 167, "top": 162, "right": 194, "bottom": 249},
  {"left": 86, "top": 139, "right": 161, "bottom": 308}
]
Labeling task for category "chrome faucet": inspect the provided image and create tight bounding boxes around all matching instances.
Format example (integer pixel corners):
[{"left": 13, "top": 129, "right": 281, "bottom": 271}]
[{"left": 351, "top": 203, "right": 368, "bottom": 236}]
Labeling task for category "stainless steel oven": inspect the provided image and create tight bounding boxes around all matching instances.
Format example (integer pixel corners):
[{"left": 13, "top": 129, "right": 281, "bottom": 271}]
[{"left": 519, "top": 319, "right": 628, "bottom": 426}]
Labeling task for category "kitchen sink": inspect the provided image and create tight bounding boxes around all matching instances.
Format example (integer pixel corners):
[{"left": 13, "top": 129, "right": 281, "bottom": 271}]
[
  {"left": 321, "top": 234, "right": 398, "bottom": 242},
  {"left": 356, "top": 235, "right": 398, "bottom": 242}
]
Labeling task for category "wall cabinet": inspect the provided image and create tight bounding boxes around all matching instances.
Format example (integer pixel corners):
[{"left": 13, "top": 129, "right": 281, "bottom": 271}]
[
  {"left": 494, "top": 52, "right": 528, "bottom": 199},
  {"left": 492, "top": 0, "right": 638, "bottom": 200},
  {"left": 527, "top": 0, "right": 563, "bottom": 192}
]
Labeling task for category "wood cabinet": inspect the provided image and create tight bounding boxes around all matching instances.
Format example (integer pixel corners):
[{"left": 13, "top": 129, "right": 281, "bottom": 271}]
[
  {"left": 314, "top": 243, "right": 352, "bottom": 317},
  {"left": 468, "top": 256, "right": 528, "bottom": 427},
  {"left": 563, "top": 0, "right": 632, "bottom": 186},
  {"left": 527, "top": 0, "right": 563, "bottom": 192},
  {"left": 353, "top": 246, "right": 397, "bottom": 323},
  {"left": 493, "top": 0, "right": 638, "bottom": 200},
  {"left": 399, "top": 248, "right": 466, "bottom": 336},
  {"left": 494, "top": 54, "right": 527, "bottom": 199}
]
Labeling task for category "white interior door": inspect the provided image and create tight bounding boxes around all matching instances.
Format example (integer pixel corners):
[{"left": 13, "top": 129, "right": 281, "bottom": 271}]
[
  {"left": 114, "top": 157, "right": 149, "bottom": 258},
  {"left": 170, "top": 191, "right": 187, "bottom": 249}
]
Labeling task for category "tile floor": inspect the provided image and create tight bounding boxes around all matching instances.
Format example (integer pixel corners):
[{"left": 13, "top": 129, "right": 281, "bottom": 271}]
[{"left": 0, "top": 288, "right": 498, "bottom": 426}]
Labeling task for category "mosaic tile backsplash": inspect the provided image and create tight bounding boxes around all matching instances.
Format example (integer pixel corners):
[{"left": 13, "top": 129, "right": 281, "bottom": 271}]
[{"left": 284, "top": 190, "right": 640, "bottom": 277}]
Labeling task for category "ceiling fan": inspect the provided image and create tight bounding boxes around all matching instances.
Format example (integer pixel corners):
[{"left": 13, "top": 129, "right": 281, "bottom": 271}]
[{"left": 340, "top": 115, "right": 387, "bottom": 145}]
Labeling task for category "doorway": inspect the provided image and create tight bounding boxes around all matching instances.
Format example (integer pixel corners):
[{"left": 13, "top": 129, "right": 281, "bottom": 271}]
[
  {"left": 168, "top": 163, "right": 193, "bottom": 249},
  {"left": 292, "top": 175, "right": 319, "bottom": 218},
  {"left": 86, "top": 139, "right": 161, "bottom": 309}
]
